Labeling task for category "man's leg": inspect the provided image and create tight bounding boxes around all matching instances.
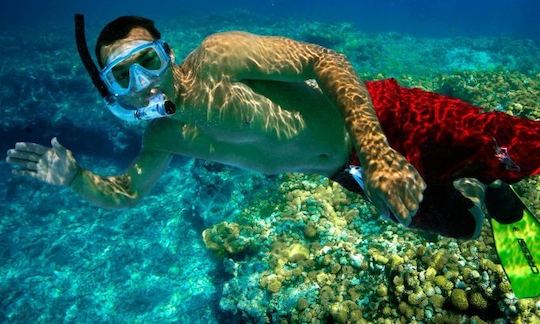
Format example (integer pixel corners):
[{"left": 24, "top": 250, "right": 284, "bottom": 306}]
[
  {"left": 352, "top": 78, "right": 540, "bottom": 238},
  {"left": 388, "top": 80, "right": 539, "bottom": 225},
  {"left": 365, "top": 78, "right": 540, "bottom": 184}
]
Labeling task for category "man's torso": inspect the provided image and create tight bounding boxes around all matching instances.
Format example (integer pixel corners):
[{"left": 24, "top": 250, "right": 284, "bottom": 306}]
[{"left": 145, "top": 76, "right": 352, "bottom": 176}]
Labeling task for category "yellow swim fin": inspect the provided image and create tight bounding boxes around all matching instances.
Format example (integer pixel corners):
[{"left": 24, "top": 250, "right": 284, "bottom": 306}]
[{"left": 489, "top": 185, "right": 539, "bottom": 299}]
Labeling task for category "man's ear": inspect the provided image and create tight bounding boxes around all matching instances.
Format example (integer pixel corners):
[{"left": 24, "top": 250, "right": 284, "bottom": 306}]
[{"left": 163, "top": 42, "right": 171, "bottom": 53}]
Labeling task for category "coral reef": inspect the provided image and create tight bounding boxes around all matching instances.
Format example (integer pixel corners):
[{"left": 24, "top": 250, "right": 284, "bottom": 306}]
[
  {"left": 433, "top": 71, "right": 540, "bottom": 119},
  {"left": 206, "top": 173, "right": 540, "bottom": 323}
]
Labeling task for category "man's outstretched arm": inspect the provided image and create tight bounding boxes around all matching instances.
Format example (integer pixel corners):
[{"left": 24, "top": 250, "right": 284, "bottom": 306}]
[
  {"left": 70, "top": 145, "right": 171, "bottom": 209},
  {"left": 7, "top": 135, "right": 171, "bottom": 209},
  {"left": 196, "top": 31, "right": 425, "bottom": 223}
]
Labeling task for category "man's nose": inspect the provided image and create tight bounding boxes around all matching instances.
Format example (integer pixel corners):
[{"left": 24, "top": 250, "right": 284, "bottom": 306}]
[{"left": 134, "top": 75, "right": 151, "bottom": 90}]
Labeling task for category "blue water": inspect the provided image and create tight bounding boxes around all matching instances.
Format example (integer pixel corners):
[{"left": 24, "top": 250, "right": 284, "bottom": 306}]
[
  {"left": 2, "top": 1, "right": 540, "bottom": 40},
  {"left": 1, "top": 1, "right": 539, "bottom": 323}
]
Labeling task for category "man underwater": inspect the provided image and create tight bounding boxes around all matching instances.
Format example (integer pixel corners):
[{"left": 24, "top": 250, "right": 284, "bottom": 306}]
[{"left": 6, "top": 16, "right": 540, "bottom": 240}]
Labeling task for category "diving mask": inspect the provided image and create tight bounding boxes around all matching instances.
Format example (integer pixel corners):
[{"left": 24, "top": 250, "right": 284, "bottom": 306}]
[
  {"left": 75, "top": 14, "right": 176, "bottom": 122},
  {"left": 101, "top": 40, "right": 172, "bottom": 96}
]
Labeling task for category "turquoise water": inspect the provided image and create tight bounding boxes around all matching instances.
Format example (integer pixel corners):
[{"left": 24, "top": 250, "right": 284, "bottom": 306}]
[{"left": 1, "top": 2, "right": 540, "bottom": 323}]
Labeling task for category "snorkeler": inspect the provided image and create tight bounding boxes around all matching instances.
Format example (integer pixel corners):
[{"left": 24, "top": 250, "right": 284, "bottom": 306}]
[{"left": 6, "top": 15, "right": 540, "bottom": 240}]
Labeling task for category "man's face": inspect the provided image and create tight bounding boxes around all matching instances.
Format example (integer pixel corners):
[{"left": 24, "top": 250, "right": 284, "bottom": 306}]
[{"left": 100, "top": 27, "right": 175, "bottom": 107}]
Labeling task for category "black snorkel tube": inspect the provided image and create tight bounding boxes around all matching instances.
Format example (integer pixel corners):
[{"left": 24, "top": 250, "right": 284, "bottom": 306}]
[{"left": 74, "top": 14, "right": 176, "bottom": 122}]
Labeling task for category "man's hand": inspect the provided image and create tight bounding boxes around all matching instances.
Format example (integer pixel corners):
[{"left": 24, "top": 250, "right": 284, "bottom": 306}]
[
  {"left": 6, "top": 137, "right": 80, "bottom": 186},
  {"left": 362, "top": 148, "right": 426, "bottom": 225}
]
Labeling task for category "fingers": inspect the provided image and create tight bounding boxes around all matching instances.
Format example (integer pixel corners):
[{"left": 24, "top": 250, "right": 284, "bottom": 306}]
[
  {"left": 364, "top": 150, "right": 426, "bottom": 226},
  {"left": 8, "top": 142, "right": 48, "bottom": 173},
  {"left": 367, "top": 185, "right": 411, "bottom": 226},
  {"left": 12, "top": 168, "right": 41, "bottom": 180},
  {"left": 402, "top": 190, "right": 418, "bottom": 216},
  {"left": 403, "top": 181, "right": 423, "bottom": 214},
  {"left": 14, "top": 142, "right": 49, "bottom": 155},
  {"left": 6, "top": 157, "right": 38, "bottom": 171},
  {"left": 6, "top": 149, "right": 39, "bottom": 171},
  {"left": 419, "top": 178, "right": 427, "bottom": 191},
  {"left": 6, "top": 149, "right": 40, "bottom": 163},
  {"left": 6, "top": 142, "right": 49, "bottom": 172},
  {"left": 389, "top": 195, "right": 413, "bottom": 226},
  {"left": 399, "top": 180, "right": 424, "bottom": 224},
  {"left": 376, "top": 181, "right": 418, "bottom": 226},
  {"left": 402, "top": 168, "right": 425, "bottom": 217},
  {"left": 51, "top": 137, "right": 67, "bottom": 156}
]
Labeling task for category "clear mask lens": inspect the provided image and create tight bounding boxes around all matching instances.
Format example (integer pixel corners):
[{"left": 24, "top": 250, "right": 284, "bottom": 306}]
[
  {"left": 129, "top": 65, "right": 156, "bottom": 92},
  {"left": 101, "top": 41, "right": 171, "bottom": 96},
  {"left": 111, "top": 47, "right": 163, "bottom": 88}
]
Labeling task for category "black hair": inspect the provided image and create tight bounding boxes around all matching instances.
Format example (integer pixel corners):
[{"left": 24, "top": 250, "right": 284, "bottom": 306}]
[{"left": 95, "top": 16, "right": 161, "bottom": 68}]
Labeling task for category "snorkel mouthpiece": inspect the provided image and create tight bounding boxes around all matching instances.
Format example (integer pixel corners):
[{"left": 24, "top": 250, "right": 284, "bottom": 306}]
[
  {"left": 74, "top": 13, "right": 176, "bottom": 122},
  {"left": 135, "top": 93, "right": 176, "bottom": 120},
  {"left": 106, "top": 93, "right": 176, "bottom": 122}
]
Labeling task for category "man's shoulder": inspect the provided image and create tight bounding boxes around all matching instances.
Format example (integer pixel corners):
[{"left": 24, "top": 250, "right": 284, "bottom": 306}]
[
  {"left": 198, "top": 31, "right": 258, "bottom": 54},
  {"left": 184, "top": 32, "right": 262, "bottom": 77},
  {"left": 183, "top": 32, "right": 258, "bottom": 76},
  {"left": 202, "top": 31, "right": 257, "bottom": 44},
  {"left": 199, "top": 31, "right": 293, "bottom": 52}
]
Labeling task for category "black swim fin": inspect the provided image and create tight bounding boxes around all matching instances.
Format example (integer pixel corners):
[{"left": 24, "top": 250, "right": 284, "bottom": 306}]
[{"left": 485, "top": 183, "right": 524, "bottom": 224}]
